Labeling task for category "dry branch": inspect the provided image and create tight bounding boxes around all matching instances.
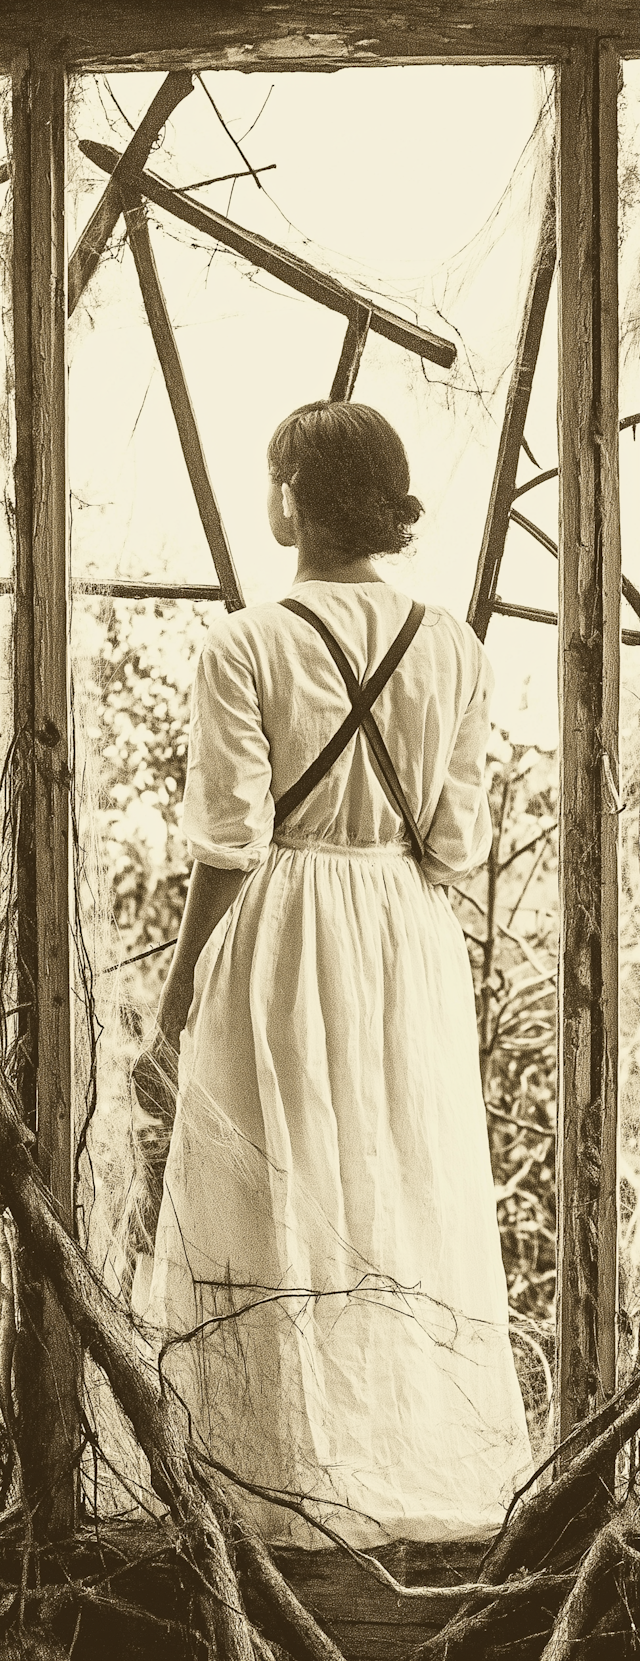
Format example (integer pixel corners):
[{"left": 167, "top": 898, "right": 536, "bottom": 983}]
[
  {"left": 0, "top": 1068, "right": 343, "bottom": 1661},
  {"left": 2, "top": 1062, "right": 640, "bottom": 1658},
  {"left": 539, "top": 1506, "right": 630, "bottom": 1661}
]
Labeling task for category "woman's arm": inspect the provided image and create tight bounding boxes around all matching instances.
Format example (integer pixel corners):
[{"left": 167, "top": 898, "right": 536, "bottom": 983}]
[
  {"left": 130, "top": 863, "right": 245, "bottom": 1174},
  {"left": 421, "top": 642, "right": 494, "bottom": 886},
  {"left": 156, "top": 860, "right": 247, "bottom": 1047}
]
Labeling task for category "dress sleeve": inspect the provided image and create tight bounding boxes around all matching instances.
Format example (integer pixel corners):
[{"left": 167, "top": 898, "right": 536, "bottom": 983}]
[
  {"left": 181, "top": 625, "right": 274, "bottom": 872},
  {"left": 421, "top": 639, "right": 494, "bottom": 886}
]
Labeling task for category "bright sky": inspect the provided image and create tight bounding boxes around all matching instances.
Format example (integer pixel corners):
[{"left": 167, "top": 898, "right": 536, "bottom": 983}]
[{"left": 3, "top": 61, "right": 639, "bottom": 750}]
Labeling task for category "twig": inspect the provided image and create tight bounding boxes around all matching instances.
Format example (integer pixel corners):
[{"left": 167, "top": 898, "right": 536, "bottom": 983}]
[
  {"left": 499, "top": 821, "right": 557, "bottom": 875},
  {"left": 196, "top": 73, "right": 263, "bottom": 189},
  {"left": 494, "top": 1154, "right": 537, "bottom": 1203},
  {"left": 452, "top": 884, "right": 556, "bottom": 980},
  {"left": 100, "top": 936, "right": 178, "bottom": 975},
  {"left": 486, "top": 1102, "right": 555, "bottom": 1138},
  {"left": 0, "top": 1065, "right": 345, "bottom": 1661},
  {"left": 179, "top": 165, "right": 276, "bottom": 190}
]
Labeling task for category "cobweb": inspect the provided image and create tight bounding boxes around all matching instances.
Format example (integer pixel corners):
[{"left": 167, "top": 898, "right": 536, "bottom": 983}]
[{"left": 0, "top": 62, "right": 595, "bottom": 1549}]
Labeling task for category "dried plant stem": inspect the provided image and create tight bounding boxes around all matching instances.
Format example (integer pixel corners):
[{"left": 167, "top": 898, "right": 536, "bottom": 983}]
[
  {"left": 0, "top": 1067, "right": 343, "bottom": 1661},
  {"left": 538, "top": 1509, "right": 629, "bottom": 1661}
]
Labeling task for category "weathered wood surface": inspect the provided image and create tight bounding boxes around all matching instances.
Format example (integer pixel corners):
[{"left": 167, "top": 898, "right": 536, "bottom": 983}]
[
  {"left": 330, "top": 307, "right": 372, "bottom": 402},
  {"left": 80, "top": 140, "right": 457, "bottom": 371},
  {"left": 11, "top": 54, "right": 37, "bottom": 1138},
  {"left": 555, "top": 40, "right": 620, "bottom": 1442},
  {"left": 76, "top": 580, "right": 223, "bottom": 600},
  {"left": 3, "top": 1066, "right": 640, "bottom": 1656},
  {"left": 11, "top": 47, "right": 81, "bottom": 1538},
  {"left": 3, "top": 3, "right": 640, "bottom": 71},
  {"left": 509, "top": 499, "right": 640, "bottom": 624},
  {"left": 490, "top": 596, "right": 640, "bottom": 648},
  {"left": 467, "top": 163, "right": 556, "bottom": 642},
  {"left": 68, "top": 70, "right": 194, "bottom": 316},
  {"left": 271, "top": 1540, "right": 488, "bottom": 1660},
  {"left": 122, "top": 195, "right": 245, "bottom": 611},
  {"left": 0, "top": 1070, "right": 344, "bottom": 1661}
]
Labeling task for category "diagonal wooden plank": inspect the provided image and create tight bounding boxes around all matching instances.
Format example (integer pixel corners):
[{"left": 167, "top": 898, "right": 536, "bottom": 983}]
[
  {"left": 68, "top": 70, "right": 193, "bottom": 315},
  {"left": 121, "top": 194, "right": 244, "bottom": 611},
  {"left": 467, "top": 160, "right": 557, "bottom": 641},
  {"left": 79, "top": 139, "right": 457, "bottom": 370},
  {"left": 329, "top": 305, "right": 372, "bottom": 400}
]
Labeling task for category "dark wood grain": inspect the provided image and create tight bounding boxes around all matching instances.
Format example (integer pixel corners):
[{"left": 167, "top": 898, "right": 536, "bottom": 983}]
[
  {"left": 11, "top": 52, "right": 37, "bottom": 1138},
  {"left": 11, "top": 45, "right": 81, "bottom": 1539},
  {"left": 555, "top": 39, "right": 620, "bottom": 1443},
  {"left": 2, "top": 3, "right": 640, "bottom": 72},
  {"left": 76, "top": 579, "right": 223, "bottom": 600}
]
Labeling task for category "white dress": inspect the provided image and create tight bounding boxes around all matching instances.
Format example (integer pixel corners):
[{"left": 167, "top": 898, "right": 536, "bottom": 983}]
[{"left": 141, "top": 579, "right": 532, "bottom": 1547}]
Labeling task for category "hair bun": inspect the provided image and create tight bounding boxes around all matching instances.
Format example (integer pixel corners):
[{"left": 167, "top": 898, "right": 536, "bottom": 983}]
[{"left": 391, "top": 492, "right": 423, "bottom": 526}]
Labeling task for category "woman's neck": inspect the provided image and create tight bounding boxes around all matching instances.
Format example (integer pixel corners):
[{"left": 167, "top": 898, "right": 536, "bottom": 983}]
[
  {"left": 294, "top": 551, "right": 383, "bottom": 585},
  {"left": 290, "top": 516, "right": 383, "bottom": 585}
]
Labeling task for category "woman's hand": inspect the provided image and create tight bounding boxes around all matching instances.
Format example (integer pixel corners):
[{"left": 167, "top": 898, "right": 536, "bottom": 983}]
[
  {"left": 131, "top": 1024, "right": 180, "bottom": 1119},
  {"left": 130, "top": 1025, "right": 181, "bottom": 1250},
  {"left": 131, "top": 860, "right": 245, "bottom": 1133},
  {"left": 155, "top": 970, "right": 195, "bottom": 1057}
]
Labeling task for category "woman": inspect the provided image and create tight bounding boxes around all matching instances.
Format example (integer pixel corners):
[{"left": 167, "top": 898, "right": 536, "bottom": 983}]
[{"left": 134, "top": 401, "right": 531, "bottom": 1547}]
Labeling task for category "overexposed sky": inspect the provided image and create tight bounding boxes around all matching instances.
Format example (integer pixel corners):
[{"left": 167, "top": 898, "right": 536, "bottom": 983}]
[{"left": 59, "top": 61, "right": 640, "bottom": 747}]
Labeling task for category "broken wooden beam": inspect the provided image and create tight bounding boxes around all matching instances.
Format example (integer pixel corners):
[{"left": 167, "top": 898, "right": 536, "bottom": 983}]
[
  {"left": 68, "top": 72, "right": 194, "bottom": 316},
  {"left": 467, "top": 159, "right": 556, "bottom": 641},
  {"left": 121, "top": 194, "right": 244, "bottom": 612},
  {"left": 76, "top": 579, "right": 223, "bottom": 601},
  {"left": 330, "top": 305, "right": 372, "bottom": 400},
  {"left": 79, "top": 138, "right": 457, "bottom": 370}
]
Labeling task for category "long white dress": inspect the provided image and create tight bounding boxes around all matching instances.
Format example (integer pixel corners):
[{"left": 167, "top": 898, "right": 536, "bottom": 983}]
[{"left": 141, "top": 579, "right": 532, "bottom": 1546}]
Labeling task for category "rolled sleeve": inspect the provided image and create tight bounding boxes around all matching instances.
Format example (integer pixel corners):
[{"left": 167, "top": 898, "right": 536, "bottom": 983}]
[
  {"left": 182, "top": 625, "right": 274, "bottom": 872},
  {"left": 421, "top": 645, "right": 494, "bottom": 885}
]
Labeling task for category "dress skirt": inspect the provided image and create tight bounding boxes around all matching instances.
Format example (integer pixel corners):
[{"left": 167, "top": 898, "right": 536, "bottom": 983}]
[{"left": 142, "top": 829, "right": 532, "bottom": 1547}]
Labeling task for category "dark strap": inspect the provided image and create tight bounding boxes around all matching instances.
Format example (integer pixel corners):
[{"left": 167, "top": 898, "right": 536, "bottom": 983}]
[{"left": 274, "top": 597, "right": 426, "bottom": 861}]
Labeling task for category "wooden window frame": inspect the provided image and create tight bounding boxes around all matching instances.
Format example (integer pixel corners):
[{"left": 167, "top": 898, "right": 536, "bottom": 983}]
[{"left": 1, "top": 1, "right": 633, "bottom": 1529}]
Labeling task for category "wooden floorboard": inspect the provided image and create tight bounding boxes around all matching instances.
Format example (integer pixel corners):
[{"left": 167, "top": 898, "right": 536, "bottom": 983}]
[{"left": 271, "top": 1538, "right": 491, "bottom": 1657}]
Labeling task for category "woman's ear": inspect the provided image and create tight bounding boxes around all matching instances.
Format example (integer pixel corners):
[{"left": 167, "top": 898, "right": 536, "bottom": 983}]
[{"left": 282, "top": 482, "right": 294, "bottom": 520}]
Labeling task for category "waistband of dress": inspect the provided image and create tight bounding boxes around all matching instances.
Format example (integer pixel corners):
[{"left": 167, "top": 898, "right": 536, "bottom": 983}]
[{"left": 273, "top": 831, "right": 411, "bottom": 858}]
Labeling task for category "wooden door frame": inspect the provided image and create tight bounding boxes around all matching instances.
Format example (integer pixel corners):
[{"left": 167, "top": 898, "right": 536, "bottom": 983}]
[{"left": 2, "top": 0, "right": 630, "bottom": 1527}]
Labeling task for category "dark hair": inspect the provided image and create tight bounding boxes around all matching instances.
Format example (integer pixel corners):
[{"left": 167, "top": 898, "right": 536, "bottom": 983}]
[{"left": 267, "top": 400, "right": 423, "bottom": 561}]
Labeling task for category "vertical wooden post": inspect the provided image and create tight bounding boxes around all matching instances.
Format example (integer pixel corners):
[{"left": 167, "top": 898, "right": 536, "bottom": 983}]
[
  {"left": 12, "top": 46, "right": 80, "bottom": 1535},
  {"left": 12, "top": 55, "right": 37, "bottom": 1135},
  {"left": 556, "top": 41, "right": 620, "bottom": 1442}
]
